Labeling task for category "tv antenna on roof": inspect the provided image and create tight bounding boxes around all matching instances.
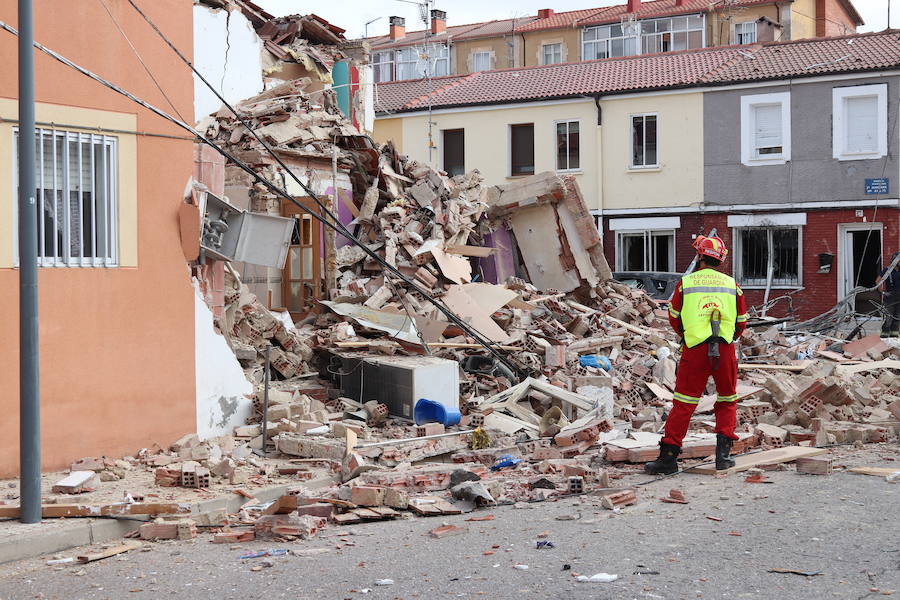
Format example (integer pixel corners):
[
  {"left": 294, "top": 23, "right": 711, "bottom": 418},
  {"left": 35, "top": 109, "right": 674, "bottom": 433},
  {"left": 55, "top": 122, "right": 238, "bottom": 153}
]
[{"left": 395, "top": 0, "right": 434, "bottom": 28}]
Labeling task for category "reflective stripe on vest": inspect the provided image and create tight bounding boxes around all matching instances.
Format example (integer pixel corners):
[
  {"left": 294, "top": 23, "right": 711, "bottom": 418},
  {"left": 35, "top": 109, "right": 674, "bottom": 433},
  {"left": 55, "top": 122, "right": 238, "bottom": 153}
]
[{"left": 680, "top": 269, "right": 738, "bottom": 349}]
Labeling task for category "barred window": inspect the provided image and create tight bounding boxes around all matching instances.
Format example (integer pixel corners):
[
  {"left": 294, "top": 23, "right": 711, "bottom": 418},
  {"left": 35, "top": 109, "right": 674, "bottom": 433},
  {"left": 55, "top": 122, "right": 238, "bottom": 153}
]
[{"left": 15, "top": 128, "right": 118, "bottom": 267}]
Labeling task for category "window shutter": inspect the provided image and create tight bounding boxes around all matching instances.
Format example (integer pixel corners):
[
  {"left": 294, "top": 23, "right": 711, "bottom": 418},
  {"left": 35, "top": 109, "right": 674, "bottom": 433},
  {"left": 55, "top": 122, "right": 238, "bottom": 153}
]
[
  {"left": 753, "top": 104, "right": 782, "bottom": 152},
  {"left": 845, "top": 96, "right": 878, "bottom": 153}
]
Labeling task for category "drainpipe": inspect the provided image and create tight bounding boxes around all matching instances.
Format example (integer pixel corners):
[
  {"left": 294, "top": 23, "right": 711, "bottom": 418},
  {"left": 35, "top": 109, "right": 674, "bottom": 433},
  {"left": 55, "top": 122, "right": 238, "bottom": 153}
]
[{"left": 18, "top": 0, "right": 41, "bottom": 524}]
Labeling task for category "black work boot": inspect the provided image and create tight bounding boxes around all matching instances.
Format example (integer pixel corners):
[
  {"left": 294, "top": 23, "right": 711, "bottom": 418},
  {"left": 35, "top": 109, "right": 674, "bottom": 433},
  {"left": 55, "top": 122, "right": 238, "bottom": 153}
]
[
  {"left": 644, "top": 443, "right": 681, "bottom": 475},
  {"left": 716, "top": 434, "right": 735, "bottom": 470}
]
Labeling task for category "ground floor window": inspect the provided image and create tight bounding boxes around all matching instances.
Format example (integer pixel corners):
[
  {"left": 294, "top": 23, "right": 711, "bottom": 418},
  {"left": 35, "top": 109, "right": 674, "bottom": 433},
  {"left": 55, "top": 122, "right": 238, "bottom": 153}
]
[
  {"left": 616, "top": 229, "right": 675, "bottom": 272},
  {"left": 734, "top": 226, "right": 801, "bottom": 287}
]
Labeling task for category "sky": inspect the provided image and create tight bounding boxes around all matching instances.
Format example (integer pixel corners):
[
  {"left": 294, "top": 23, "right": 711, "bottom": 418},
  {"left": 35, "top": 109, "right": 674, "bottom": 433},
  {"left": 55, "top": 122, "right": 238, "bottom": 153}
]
[{"left": 255, "top": 0, "right": 898, "bottom": 39}]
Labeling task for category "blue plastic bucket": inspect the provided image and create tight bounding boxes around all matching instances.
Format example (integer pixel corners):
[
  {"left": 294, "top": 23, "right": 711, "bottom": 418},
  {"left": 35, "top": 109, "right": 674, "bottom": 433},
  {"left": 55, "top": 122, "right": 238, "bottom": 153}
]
[{"left": 414, "top": 398, "right": 461, "bottom": 427}]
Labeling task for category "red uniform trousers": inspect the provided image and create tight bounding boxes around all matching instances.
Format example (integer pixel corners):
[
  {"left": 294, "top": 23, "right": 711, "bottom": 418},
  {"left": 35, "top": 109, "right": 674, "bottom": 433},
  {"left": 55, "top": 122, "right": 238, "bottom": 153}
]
[{"left": 661, "top": 341, "right": 739, "bottom": 447}]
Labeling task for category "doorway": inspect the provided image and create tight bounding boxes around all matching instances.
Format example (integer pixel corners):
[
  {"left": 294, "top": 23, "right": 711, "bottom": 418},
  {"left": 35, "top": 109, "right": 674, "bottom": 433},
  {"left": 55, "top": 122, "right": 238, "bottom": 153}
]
[{"left": 838, "top": 223, "right": 882, "bottom": 314}]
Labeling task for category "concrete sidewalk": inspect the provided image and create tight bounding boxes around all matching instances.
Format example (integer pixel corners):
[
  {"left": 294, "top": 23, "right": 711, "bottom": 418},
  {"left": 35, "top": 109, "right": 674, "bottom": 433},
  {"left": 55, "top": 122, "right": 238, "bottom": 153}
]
[{"left": 0, "top": 475, "right": 337, "bottom": 564}]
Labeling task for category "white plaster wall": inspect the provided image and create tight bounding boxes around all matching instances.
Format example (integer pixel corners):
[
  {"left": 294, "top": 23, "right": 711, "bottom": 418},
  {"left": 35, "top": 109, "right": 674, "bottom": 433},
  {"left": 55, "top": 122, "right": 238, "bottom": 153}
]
[
  {"left": 193, "top": 5, "right": 264, "bottom": 123},
  {"left": 194, "top": 283, "right": 253, "bottom": 440}
]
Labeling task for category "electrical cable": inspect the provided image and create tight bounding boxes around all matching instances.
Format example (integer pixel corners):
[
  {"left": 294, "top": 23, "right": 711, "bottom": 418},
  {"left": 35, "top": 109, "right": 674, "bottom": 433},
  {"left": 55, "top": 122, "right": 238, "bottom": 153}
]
[
  {"left": 0, "top": 16, "right": 523, "bottom": 380},
  {"left": 119, "top": 0, "right": 520, "bottom": 375}
]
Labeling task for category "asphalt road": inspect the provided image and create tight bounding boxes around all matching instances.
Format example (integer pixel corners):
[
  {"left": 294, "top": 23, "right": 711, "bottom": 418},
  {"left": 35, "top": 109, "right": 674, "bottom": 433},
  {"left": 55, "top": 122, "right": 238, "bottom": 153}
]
[{"left": 0, "top": 446, "right": 898, "bottom": 600}]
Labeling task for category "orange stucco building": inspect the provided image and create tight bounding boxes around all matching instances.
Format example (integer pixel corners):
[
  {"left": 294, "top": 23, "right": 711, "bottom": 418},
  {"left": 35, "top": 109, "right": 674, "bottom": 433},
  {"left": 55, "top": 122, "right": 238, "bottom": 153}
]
[{"left": 0, "top": 0, "right": 196, "bottom": 476}]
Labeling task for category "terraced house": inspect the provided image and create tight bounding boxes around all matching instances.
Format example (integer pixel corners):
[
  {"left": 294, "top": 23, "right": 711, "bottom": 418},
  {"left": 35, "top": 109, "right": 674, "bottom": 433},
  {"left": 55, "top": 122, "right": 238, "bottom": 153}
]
[
  {"left": 372, "top": 31, "right": 900, "bottom": 322},
  {"left": 365, "top": 0, "right": 863, "bottom": 84}
]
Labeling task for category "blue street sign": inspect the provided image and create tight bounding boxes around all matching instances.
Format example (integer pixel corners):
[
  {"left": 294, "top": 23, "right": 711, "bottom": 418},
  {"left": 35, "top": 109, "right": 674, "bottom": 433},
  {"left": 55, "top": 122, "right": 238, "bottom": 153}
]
[{"left": 865, "top": 178, "right": 889, "bottom": 194}]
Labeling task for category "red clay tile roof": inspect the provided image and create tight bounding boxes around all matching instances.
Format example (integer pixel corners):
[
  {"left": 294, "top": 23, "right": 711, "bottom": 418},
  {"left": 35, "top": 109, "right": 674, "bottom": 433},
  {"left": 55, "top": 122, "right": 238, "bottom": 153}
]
[
  {"left": 367, "top": 16, "right": 537, "bottom": 51},
  {"left": 705, "top": 30, "right": 900, "bottom": 82},
  {"left": 375, "top": 30, "right": 900, "bottom": 115},
  {"left": 373, "top": 74, "right": 470, "bottom": 113}
]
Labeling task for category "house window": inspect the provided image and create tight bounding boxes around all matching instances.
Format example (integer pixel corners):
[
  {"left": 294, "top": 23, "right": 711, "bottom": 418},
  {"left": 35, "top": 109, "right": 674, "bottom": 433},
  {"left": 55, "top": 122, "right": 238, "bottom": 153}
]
[
  {"left": 630, "top": 114, "right": 658, "bottom": 168},
  {"left": 510, "top": 123, "right": 535, "bottom": 176},
  {"left": 395, "top": 43, "right": 450, "bottom": 80},
  {"left": 740, "top": 92, "right": 791, "bottom": 166},
  {"left": 542, "top": 43, "right": 562, "bottom": 65},
  {"left": 832, "top": 84, "right": 888, "bottom": 160},
  {"left": 555, "top": 120, "right": 580, "bottom": 171},
  {"left": 734, "top": 227, "right": 801, "bottom": 287},
  {"left": 616, "top": 230, "right": 675, "bottom": 272},
  {"left": 442, "top": 129, "right": 465, "bottom": 177},
  {"left": 583, "top": 23, "right": 639, "bottom": 60},
  {"left": 395, "top": 47, "right": 418, "bottom": 80},
  {"left": 734, "top": 21, "right": 757, "bottom": 44},
  {"left": 14, "top": 128, "right": 118, "bottom": 267},
  {"left": 372, "top": 50, "right": 394, "bottom": 82},
  {"left": 471, "top": 51, "right": 492, "bottom": 72},
  {"left": 641, "top": 15, "right": 705, "bottom": 54}
]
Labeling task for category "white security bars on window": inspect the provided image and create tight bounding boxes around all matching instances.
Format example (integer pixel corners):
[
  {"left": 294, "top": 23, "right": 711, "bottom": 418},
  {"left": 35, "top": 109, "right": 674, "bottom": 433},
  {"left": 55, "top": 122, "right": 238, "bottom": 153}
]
[{"left": 14, "top": 128, "right": 118, "bottom": 267}]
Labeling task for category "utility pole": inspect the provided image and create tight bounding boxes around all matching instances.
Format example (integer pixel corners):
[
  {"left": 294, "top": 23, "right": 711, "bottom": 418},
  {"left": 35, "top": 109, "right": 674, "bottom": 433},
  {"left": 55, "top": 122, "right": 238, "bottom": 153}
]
[{"left": 18, "top": 0, "right": 41, "bottom": 524}]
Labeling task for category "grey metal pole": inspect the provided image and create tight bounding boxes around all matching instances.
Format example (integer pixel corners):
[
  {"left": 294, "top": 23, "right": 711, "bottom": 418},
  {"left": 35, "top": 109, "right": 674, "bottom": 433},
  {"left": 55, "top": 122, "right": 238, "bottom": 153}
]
[{"left": 18, "top": 0, "right": 41, "bottom": 524}]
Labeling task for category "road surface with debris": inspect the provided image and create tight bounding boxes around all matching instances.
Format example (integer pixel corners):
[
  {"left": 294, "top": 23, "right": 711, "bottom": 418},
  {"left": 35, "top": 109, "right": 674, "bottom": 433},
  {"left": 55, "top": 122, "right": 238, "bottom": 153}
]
[{"left": 1, "top": 445, "right": 897, "bottom": 600}]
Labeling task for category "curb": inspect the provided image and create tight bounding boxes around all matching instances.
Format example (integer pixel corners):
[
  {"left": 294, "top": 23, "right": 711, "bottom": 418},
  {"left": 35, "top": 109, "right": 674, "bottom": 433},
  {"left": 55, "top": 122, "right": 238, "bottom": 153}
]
[{"left": 0, "top": 474, "right": 338, "bottom": 565}]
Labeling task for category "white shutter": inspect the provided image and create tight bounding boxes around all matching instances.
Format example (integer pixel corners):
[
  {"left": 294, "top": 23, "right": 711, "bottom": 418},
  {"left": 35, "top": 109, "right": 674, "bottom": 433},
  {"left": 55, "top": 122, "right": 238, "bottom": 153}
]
[
  {"left": 753, "top": 103, "right": 782, "bottom": 155},
  {"left": 845, "top": 95, "right": 878, "bottom": 153}
]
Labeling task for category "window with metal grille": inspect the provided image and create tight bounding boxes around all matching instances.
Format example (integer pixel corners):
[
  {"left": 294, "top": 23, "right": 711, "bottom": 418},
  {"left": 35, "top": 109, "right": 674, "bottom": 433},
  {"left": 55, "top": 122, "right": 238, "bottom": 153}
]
[
  {"left": 14, "top": 128, "right": 118, "bottom": 267},
  {"left": 630, "top": 114, "right": 658, "bottom": 168},
  {"left": 735, "top": 227, "right": 800, "bottom": 287},
  {"left": 734, "top": 21, "right": 757, "bottom": 45},
  {"left": 555, "top": 120, "right": 580, "bottom": 171}
]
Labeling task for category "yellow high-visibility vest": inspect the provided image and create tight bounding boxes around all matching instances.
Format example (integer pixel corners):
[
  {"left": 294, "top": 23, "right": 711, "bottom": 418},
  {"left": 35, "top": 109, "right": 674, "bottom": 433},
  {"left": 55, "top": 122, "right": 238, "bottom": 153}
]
[{"left": 679, "top": 269, "right": 738, "bottom": 348}]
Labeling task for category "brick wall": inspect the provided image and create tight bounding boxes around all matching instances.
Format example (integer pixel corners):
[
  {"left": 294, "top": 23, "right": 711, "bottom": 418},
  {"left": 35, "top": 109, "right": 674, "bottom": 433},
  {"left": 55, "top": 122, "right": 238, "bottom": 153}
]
[
  {"left": 816, "top": 0, "right": 858, "bottom": 37},
  {"left": 602, "top": 207, "right": 899, "bottom": 322}
]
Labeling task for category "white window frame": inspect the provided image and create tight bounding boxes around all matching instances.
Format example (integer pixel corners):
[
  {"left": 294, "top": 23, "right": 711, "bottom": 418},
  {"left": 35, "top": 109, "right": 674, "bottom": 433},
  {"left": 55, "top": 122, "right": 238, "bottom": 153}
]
[
  {"left": 508, "top": 122, "right": 535, "bottom": 177},
  {"left": 630, "top": 112, "right": 659, "bottom": 169},
  {"left": 395, "top": 47, "right": 418, "bottom": 80},
  {"left": 372, "top": 50, "right": 394, "bottom": 82},
  {"left": 12, "top": 127, "right": 119, "bottom": 268},
  {"left": 542, "top": 43, "right": 562, "bottom": 65},
  {"left": 641, "top": 14, "right": 706, "bottom": 54},
  {"left": 614, "top": 229, "right": 676, "bottom": 272},
  {"left": 471, "top": 51, "right": 492, "bottom": 72},
  {"left": 832, "top": 84, "right": 888, "bottom": 161},
  {"left": 734, "top": 21, "right": 757, "bottom": 44},
  {"left": 740, "top": 91, "right": 791, "bottom": 166},
  {"left": 582, "top": 24, "right": 640, "bottom": 60},
  {"left": 554, "top": 119, "right": 581, "bottom": 172},
  {"left": 732, "top": 225, "right": 803, "bottom": 289}
]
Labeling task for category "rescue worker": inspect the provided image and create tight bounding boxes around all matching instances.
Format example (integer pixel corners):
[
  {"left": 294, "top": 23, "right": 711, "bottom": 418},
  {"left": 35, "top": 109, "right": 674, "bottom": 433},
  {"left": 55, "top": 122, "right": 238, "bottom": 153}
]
[
  {"left": 880, "top": 252, "right": 900, "bottom": 337},
  {"left": 645, "top": 235, "right": 748, "bottom": 474}
]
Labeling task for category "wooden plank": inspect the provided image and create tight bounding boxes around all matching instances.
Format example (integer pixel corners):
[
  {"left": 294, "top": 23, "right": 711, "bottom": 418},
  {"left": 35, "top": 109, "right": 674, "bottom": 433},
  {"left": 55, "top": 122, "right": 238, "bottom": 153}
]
[
  {"left": 836, "top": 360, "right": 900, "bottom": 376},
  {"left": 691, "top": 447, "right": 827, "bottom": 475},
  {"left": 77, "top": 541, "right": 142, "bottom": 563},
  {"left": 847, "top": 466, "right": 900, "bottom": 477},
  {"left": 446, "top": 245, "right": 496, "bottom": 258},
  {"left": 0, "top": 502, "right": 191, "bottom": 519}
]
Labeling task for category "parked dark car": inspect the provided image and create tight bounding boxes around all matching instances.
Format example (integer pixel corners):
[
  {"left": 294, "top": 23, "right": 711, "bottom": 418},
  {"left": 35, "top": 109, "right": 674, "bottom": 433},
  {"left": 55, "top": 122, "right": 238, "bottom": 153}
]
[{"left": 612, "top": 271, "right": 682, "bottom": 302}]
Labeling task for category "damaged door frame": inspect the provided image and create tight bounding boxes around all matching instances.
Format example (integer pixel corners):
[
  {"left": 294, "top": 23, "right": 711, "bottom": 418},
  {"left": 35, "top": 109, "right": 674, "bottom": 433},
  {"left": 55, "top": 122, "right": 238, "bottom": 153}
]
[
  {"left": 280, "top": 196, "right": 323, "bottom": 321},
  {"left": 837, "top": 221, "right": 883, "bottom": 308}
]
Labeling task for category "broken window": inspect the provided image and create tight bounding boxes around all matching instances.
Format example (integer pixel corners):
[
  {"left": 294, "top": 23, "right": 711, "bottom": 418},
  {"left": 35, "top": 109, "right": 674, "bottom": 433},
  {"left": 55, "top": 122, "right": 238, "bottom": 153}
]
[
  {"left": 442, "top": 129, "right": 465, "bottom": 176},
  {"left": 734, "top": 21, "right": 757, "bottom": 44},
  {"left": 372, "top": 50, "right": 394, "bottom": 82},
  {"left": 14, "top": 128, "right": 117, "bottom": 267},
  {"left": 395, "top": 43, "right": 451, "bottom": 80},
  {"left": 556, "top": 120, "right": 580, "bottom": 171},
  {"left": 616, "top": 230, "right": 675, "bottom": 272},
  {"left": 542, "top": 43, "right": 562, "bottom": 65},
  {"left": 510, "top": 124, "right": 535, "bottom": 176},
  {"left": 631, "top": 114, "right": 658, "bottom": 168},
  {"left": 471, "top": 51, "right": 492, "bottom": 72},
  {"left": 735, "top": 227, "right": 801, "bottom": 287}
]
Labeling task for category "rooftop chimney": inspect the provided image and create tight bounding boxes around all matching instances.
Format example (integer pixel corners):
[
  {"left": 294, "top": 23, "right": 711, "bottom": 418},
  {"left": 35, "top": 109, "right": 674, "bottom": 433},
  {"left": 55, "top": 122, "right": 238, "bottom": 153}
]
[
  {"left": 389, "top": 16, "right": 406, "bottom": 40},
  {"left": 431, "top": 9, "right": 446, "bottom": 34},
  {"left": 627, "top": 0, "right": 641, "bottom": 13},
  {"left": 537, "top": 8, "right": 554, "bottom": 19},
  {"left": 675, "top": 0, "right": 685, "bottom": 5}
]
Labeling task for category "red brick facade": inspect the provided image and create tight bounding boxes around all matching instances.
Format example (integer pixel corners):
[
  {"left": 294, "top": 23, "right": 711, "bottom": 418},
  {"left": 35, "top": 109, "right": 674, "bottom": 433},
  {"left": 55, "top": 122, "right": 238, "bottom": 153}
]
[{"left": 602, "top": 207, "right": 900, "bottom": 321}]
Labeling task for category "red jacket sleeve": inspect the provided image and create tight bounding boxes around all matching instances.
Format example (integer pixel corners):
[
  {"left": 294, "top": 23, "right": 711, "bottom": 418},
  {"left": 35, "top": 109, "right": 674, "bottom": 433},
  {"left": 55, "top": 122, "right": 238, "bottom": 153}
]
[
  {"left": 668, "top": 281, "right": 684, "bottom": 334},
  {"left": 735, "top": 285, "right": 748, "bottom": 336}
]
